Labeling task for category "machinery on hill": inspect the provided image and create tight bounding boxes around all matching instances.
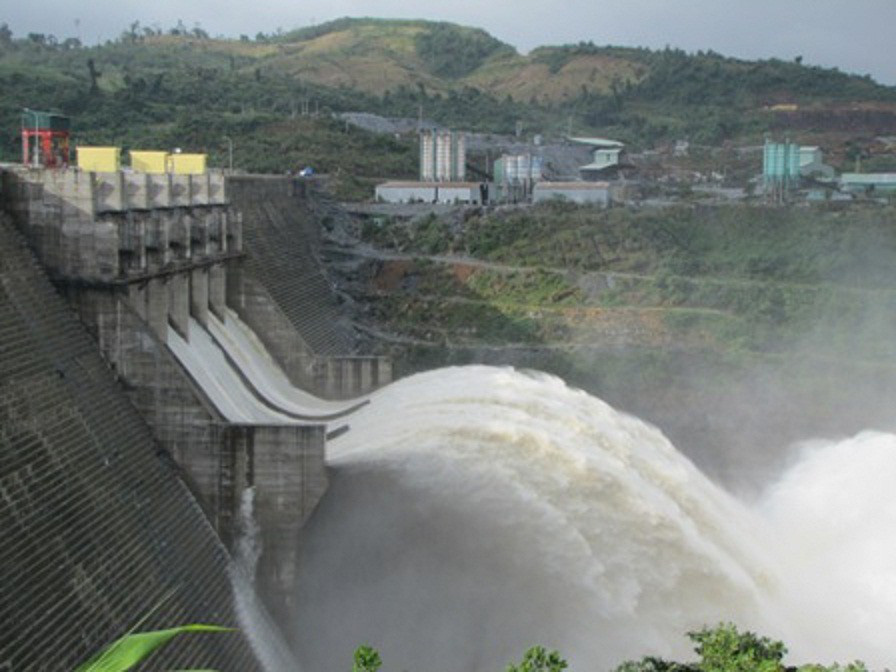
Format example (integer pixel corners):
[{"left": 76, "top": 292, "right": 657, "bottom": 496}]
[{"left": 21, "top": 109, "right": 70, "bottom": 168}]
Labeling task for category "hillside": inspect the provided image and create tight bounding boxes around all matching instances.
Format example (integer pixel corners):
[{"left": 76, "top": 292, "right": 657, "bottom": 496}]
[
  {"left": 324, "top": 201, "right": 896, "bottom": 485},
  {"left": 3, "top": 16, "right": 896, "bottom": 173}
]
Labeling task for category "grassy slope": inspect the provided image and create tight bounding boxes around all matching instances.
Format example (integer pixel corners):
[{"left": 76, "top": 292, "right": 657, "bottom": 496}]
[
  {"left": 3, "top": 17, "right": 896, "bottom": 177},
  {"left": 359, "top": 202, "right": 896, "bottom": 358}
]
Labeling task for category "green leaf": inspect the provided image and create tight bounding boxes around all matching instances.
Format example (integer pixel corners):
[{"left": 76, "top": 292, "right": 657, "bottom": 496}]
[
  {"left": 75, "top": 624, "right": 233, "bottom": 672},
  {"left": 352, "top": 644, "right": 382, "bottom": 672}
]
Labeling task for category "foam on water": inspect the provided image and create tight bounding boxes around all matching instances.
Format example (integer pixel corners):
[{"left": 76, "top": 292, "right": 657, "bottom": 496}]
[{"left": 292, "top": 366, "right": 896, "bottom": 670}]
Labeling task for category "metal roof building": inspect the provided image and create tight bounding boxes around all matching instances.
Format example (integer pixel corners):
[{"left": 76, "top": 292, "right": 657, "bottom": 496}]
[
  {"left": 567, "top": 136, "right": 625, "bottom": 148},
  {"left": 533, "top": 181, "right": 612, "bottom": 205},
  {"left": 840, "top": 173, "right": 896, "bottom": 193},
  {"left": 375, "top": 181, "right": 487, "bottom": 204}
]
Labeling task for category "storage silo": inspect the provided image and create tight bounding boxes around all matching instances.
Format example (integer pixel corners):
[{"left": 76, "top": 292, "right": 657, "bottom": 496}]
[
  {"left": 435, "top": 131, "right": 451, "bottom": 181},
  {"left": 493, "top": 157, "right": 506, "bottom": 183},
  {"left": 420, "top": 131, "right": 436, "bottom": 181},
  {"left": 530, "top": 156, "right": 544, "bottom": 181},
  {"left": 763, "top": 140, "right": 800, "bottom": 183},
  {"left": 452, "top": 132, "right": 466, "bottom": 181}
]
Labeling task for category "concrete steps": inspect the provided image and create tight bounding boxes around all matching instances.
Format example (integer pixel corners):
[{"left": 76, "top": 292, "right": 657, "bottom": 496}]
[
  {"left": 231, "top": 177, "right": 356, "bottom": 355},
  {"left": 0, "top": 216, "right": 263, "bottom": 671}
]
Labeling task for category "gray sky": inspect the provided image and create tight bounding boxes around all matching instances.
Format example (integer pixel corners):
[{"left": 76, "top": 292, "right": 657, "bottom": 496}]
[{"left": 6, "top": 0, "right": 895, "bottom": 85}]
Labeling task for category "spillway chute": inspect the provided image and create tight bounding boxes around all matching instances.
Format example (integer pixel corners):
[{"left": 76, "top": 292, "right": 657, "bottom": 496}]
[
  {"left": 206, "top": 308, "right": 367, "bottom": 420},
  {"left": 166, "top": 313, "right": 367, "bottom": 426}
]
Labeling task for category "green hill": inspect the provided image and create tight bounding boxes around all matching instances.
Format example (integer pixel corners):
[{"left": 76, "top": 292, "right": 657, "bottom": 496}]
[{"left": 2, "top": 16, "right": 896, "bottom": 173}]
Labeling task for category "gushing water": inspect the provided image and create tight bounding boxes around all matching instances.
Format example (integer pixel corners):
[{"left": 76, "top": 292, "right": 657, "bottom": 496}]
[
  {"left": 292, "top": 366, "right": 896, "bottom": 670},
  {"left": 230, "top": 487, "right": 301, "bottom": 672}
]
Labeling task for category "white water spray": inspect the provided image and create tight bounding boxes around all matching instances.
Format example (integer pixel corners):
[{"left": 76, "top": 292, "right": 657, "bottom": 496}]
[
  {"left": 230, "top": 487, "right": 300, "bottom": 672},
  {"left": 292, "top": 366, "right": 896, "bottom": 670}
]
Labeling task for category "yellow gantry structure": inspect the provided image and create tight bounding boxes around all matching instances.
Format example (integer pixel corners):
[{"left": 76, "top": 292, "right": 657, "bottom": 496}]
[
  {"left": 75, "top": 147, "right": 209, "bottom": 174},
  {"left": 76, "top": 146, "right": 121, "bottom": 172},
  {"left": 167, "top": 153, "right": 207, "bottom": 175},
  {"left": 130, "top": 150, "right": 169, "bottom": 174}
]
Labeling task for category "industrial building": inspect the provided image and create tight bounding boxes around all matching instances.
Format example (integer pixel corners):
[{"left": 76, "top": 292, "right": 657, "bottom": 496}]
[
  {"left": 493, "top": 153, "right": 544, "bottom": 202},
  {"left": 763, "top": 140, "right": 835, "bottom": 199},
  {"left": 420, "top": 129, "right": 466, "bottom": 182},
  {"left": 74, "top": 146, "right": 209, "bottom": 175},
  {"left": 21, "top": 109, "right": 70, "bottom": 168},
  {"left": 839, "top": 173, "right": 896, "bottom": 194},
  {"left": 569, "top": 137, "right": 629, "bottom": 180},
  {"left": 375, "top": 180, "right": 487, "bottom": 204},
  {"left": 798, "top": 146, "right": 835, "bottom": 178},
  {"left": 533, "top": 181, "right": 612, "bottom": 205},
  {"left": 374, "top": 130, "right": 481, "bottom": 204}
]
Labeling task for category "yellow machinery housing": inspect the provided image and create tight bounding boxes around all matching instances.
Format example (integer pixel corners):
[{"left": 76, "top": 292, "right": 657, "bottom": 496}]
[
  {"left": 130, "top": 150, "right": 169, "bottom": 174},
  {"left": 167, "top": 153, "right": 207, "bottom": 175},
  {"left": 77, "top": 146, "right": 121, "bottom": 172}
]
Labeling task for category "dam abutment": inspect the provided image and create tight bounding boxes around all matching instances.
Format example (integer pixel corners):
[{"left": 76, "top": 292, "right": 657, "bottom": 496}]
[{"left": 0, "top": 166, "right": 383, "bottom": 633}]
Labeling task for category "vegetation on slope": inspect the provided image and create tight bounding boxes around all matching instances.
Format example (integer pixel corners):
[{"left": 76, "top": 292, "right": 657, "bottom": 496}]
[
  {"left": 342, "top": 201, "right": 896, "bottom": 482},
  {"left": 359, "top": 202, "right": 896, "bottom": 357},
  {"left": 2, "top": 17, "right": 896, "bottom": 172}
]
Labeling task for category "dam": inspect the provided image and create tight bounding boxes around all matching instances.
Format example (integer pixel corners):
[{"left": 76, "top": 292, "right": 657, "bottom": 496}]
[
  {"left": 3, "top": 161, "right": 896, "bottom": 671},
  {"left": 0, "top": 164, "right": 388, "bottom": 668}
]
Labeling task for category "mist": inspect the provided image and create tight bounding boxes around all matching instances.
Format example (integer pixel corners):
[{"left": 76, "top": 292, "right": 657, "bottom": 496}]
[{"left": 288, "top": 367, "right": 896, "bottom": 670}]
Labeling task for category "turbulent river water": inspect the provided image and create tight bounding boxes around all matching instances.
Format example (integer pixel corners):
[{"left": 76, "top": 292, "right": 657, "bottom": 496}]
[{"left": 290, "top": 366, "right": 896, "bottom": 671}]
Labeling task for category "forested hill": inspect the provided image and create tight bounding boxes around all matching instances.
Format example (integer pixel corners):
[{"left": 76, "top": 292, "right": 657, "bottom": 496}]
[{"left": 3, "top": 16, "right": 896, "bottom": 175}]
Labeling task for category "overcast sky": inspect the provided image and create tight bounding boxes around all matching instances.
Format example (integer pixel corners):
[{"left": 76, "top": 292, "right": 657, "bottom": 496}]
[{"left": 6, "top": 0, "right": 895, "bottom": 85}]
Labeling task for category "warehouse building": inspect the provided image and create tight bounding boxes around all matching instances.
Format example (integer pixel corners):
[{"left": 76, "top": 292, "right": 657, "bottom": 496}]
[
  {"left": 569, "top": 137, "right": 630, "bottom": 180},
  {"left": 533, "top": 181, "right": 612, "bottom": 205},
  {"left": 839, "top": 173, "right": 896, "bottom": 194},
  {"left": 375, "top": 181, "right": 487, "bottom": 204}
]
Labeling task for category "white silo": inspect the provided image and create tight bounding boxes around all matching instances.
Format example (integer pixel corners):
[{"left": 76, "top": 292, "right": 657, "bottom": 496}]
[{"left": 420, "top": 131, "right": 436, "bottom": 181}]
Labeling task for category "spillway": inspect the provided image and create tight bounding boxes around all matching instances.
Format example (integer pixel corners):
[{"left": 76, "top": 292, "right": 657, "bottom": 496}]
[
  {"left": 207, "top": 309, "right": 365, "bottom": 419},
  {"left": 168, "top": 319, "right": 295, "bottom": 424},
  {"left": 290, "top": 366, "right": 896, "bottom": 671},
  {"left": 167, "top": 313, "right": 363, "bottom": 424}
]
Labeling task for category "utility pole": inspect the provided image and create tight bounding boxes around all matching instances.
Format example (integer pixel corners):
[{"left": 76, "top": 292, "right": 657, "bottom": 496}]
[
  {"left": 23, "top": 108, "right": 39, "bottom": 166},
  {"left": 223, "top": 135, "right": 233, "bottom": 172}
]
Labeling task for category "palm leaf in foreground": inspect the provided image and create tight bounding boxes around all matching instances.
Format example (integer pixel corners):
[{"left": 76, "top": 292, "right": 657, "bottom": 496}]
[{"left": 75, "top": 624, "right": 233, "bottom": 672}]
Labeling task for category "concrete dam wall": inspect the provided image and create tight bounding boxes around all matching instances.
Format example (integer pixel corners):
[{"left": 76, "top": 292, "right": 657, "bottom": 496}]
[
  {"left": 1, "top": 165, "right": 392, "bottom": 660},
  {"left": 0, "top": 213, "right": 266, "bottom": 670},
  {"left": 227, "top": 175, "right": 391, "bottom": 399}
]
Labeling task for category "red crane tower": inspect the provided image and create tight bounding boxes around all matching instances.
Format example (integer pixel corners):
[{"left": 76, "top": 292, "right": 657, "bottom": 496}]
[{"left": 21, "top": 109, "right": 71, "bottom": 168}]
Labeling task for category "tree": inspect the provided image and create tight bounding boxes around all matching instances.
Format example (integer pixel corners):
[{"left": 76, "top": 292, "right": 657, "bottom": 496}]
[
  {"left": 87, "top": 58, "right": 102, "bottom": 93},
  {"left": 506, "top": 645, "right": 568, "bottom": 672},
  {"left": 352, "top": 644, "right": 382, "bottom": 672},
  {"left": 688, "top": 623, "right": 785, "bottom": 672}
]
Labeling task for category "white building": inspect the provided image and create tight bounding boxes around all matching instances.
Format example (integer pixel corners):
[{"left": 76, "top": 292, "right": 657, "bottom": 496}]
[{"left": 375, "top": 181, "right": 486, "bottom": 204}]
